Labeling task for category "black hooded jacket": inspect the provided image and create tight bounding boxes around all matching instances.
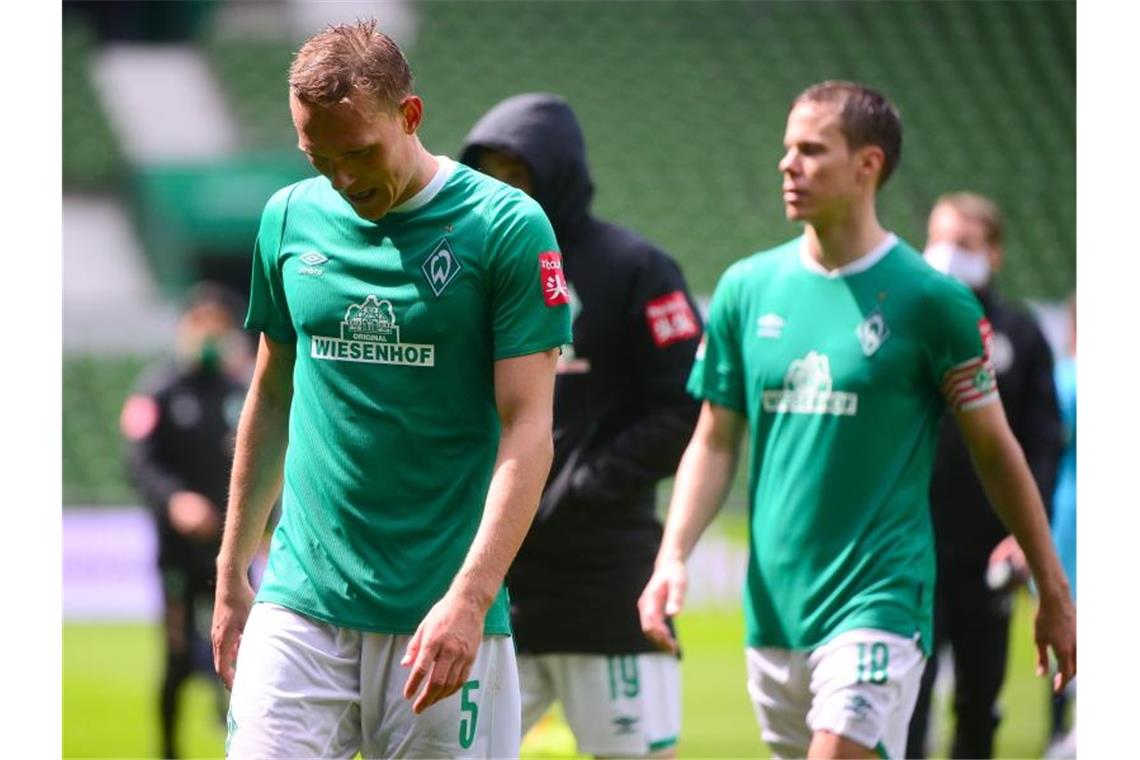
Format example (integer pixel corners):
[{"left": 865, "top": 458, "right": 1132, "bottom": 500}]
[{"left": 461, "top": 94, "right": 701, "bottom": 654}]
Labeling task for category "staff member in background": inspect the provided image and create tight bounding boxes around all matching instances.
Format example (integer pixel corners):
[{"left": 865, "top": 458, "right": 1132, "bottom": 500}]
[
  {"left": 461, "top": 93, "right": 701, "bottom": 758},
  {"left": 120, "top": 282, "right": 251, "bottom": 760},
  {"left": 906, "top": 192, "right": 1064, "bottom": 759}
]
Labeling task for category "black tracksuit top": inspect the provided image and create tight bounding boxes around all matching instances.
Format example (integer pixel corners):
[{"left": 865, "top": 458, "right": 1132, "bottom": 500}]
[{"left": 461, "top": 94, "right": 701, "bottom": 654}]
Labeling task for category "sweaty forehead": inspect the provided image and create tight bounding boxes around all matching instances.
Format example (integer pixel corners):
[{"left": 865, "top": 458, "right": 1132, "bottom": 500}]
[{"left": 291, "top": 91, "right": 388, "bottom": 154}]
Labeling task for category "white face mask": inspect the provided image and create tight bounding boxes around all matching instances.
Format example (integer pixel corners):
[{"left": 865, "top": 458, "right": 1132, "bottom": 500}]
[{"left": 924, "top": 242, "right": 991, "bottom": 288}]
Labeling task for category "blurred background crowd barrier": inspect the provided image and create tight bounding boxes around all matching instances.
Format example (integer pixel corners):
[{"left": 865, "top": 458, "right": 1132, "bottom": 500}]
[{"left": 63, "top": 0, "right": 1075, "bottom": 511}]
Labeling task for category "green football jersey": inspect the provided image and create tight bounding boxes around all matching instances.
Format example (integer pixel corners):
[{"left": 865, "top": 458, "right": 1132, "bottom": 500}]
[
  {"left": 246, "top": 157, "right": 572, "bottom": 634},
  {"left": 689, "top": 234, "right": 998, "bottom": 655}
]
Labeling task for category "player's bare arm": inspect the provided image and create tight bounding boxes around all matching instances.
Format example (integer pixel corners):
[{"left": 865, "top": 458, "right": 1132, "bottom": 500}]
[
  {"left": 955, "top": 399, "right": 1076, "bottom": 692},
  {"left": 402, "top": 347, "right": 558, "bottom": 714},
  {"left": 211, "top": 334, "right": 295, "bottom": 689},
  {"left": 639, "top": 401, "right": 745, "bottom": 653}
]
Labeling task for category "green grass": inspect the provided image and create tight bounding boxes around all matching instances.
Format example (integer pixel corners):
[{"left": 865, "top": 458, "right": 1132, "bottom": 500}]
[{"left": 63, "top": 592, "right": 1057, "bottom": 758}]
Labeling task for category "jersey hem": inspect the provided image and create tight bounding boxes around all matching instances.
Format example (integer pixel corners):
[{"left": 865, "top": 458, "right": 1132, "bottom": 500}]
[
  {"left": 253, "top": 596, "right": 513, "bottom": 637},
  {"left": 746, "top": 619, "right": 929, "bottom": 656}
]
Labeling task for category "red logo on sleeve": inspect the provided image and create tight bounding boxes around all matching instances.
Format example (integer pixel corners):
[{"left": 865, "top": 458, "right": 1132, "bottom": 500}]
[
  {"left": 645, "top": 291, "right": 701, "bottom": 348},
  {"left": 978, "top": 317, "right": 995, "bottom": 359},
  {"left": 539, "top": 251, "right": 570, "bottom": 307}
]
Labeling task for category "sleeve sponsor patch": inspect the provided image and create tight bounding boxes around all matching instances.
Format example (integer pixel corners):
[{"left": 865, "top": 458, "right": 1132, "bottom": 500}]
[
  {"left": 120, "top": 394, "right": 160, "bottom": 440},
  {"left": 645, "top": 290, "right": 701, "bottom": 348},
  {"left": 538, "top": 251, "right": 570, "bottom": 307},
  {"left": 941, "top": 317, "right": 999, "bottom": 412}
]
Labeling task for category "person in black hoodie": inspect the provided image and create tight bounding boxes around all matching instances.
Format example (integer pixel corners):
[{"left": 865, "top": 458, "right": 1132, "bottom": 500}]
[
  {"left": 120, "top": 283, "right": 251, "bottom": 759},
  {"left": 906, "top": 192, "right": 1064, "bottom": 758},
  {"left": 460, "top": 93, "right": 701, "bottom": 757}
]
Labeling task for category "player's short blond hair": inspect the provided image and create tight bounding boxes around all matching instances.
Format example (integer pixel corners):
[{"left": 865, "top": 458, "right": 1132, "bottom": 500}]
[
  {"left": 289, "top": 19, "right": 413, "bottom": 110},
  {"left": 934, "top": 192, "right": 1004, "bottom": 247}
]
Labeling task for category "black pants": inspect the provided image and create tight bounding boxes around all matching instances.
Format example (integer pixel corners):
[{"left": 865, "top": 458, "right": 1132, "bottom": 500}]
[
  {"left": 906, "top": 561, "right": 1012, "bottom": 759},
  {"left": 158, "top": 563, "right": 221, "bottom": 759}
]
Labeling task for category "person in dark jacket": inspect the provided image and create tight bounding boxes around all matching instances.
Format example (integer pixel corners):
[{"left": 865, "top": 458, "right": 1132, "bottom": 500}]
[
  {"left": 120, "top": 283, "right": 250, "bottom": 759},
  {"left": 460, "top": 93, "right": 701, "bottom": 758},
  {"left": 906, "top": 193, "right": 1065, "bottom": 759}
]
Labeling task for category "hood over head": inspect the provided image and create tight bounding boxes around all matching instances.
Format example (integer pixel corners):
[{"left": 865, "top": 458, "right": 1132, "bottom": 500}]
[{"left": 459, "top": 93, "right": 594, "bottom": 239}]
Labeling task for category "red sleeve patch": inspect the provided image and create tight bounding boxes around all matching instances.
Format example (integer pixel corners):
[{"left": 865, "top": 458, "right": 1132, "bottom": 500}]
[
  {"left": 645, "top": 291, "right": 700, "bottom": 348},
  {"left": 120, "top": 394, "right": 160, "bottom": 441},
  {"left": 539, "top": 251, "right": 570, "bottom": 307},
  {"left": 979, "top": 316, "right": 995, "bottom": 359}
]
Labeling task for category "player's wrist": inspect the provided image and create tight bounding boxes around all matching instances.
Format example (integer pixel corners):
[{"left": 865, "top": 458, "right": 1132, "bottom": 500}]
[
  {"left": 215, "top": 554, "right": 252, "bottom": 588},
  {"left": 655, "top": 545, "right": 688, "bottom": 569},
  {"left": 446, "top": 574, "right": 497, "bottom": 614}
]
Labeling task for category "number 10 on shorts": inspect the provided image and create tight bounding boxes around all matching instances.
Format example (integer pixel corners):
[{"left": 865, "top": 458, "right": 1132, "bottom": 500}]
[{"left": 856, "top": 642, "right": 889, "bottom": 684}]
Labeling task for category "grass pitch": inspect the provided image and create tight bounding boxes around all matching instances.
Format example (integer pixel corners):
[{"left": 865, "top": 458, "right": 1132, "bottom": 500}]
[{"left": 63, "top": 592, "right": 1057, "bottom": 758}]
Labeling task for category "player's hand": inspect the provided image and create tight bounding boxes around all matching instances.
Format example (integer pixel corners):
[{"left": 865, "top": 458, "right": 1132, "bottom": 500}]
[
  {"left": 169, "top": 491, "right": 222, "bottom": 541},
  {"left": 211, "top": 574, "right": 254, "bottom": 690},
  {"left": 638, "top": 556, "right": 686, "bottom": 654},
  {"left": 988, "top": 534, "right": 1029, "bottom": 577},
  {"left": 1035, "top": 588, "right": 1076, "bottom": 694},
  {"left": 401, "top": 591, "right": 484, "bottom": 714}
]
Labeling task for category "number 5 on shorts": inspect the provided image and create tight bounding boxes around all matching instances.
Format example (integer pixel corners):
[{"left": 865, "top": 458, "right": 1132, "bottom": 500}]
[{"left": 459, "top": 680, "right": 480, "bottom": 749}]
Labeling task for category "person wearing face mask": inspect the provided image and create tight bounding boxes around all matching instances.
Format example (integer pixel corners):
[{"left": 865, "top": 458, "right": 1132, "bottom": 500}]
[
  {"left": 906, "top": 193, "right": 1065, "bottom": 759},
  {"left": 120, "top": 282, "right": 251, "bottom": 759}
]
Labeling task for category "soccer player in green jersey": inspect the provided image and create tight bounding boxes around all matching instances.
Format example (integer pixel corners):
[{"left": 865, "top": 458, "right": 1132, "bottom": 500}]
[
  {"left": 210, "top": 21, "right": 571, "bottom": 758},
  {"left": 638, "top": 82, "right": 1076, "bottom": 759}
]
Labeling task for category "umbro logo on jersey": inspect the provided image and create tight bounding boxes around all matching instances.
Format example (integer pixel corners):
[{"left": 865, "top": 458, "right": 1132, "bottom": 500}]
[
  {"left": 299, "top": 251, "right": 329, "bottom": 276},
  {"left": 856, "top": 309, "right": 890, "bottom": 356},
  {"left": 300, "top": 251, "right": 328, "bottom": 266},
  {"left": 422, "top": 238, "right": 463, "bottom": 297},
  {"left": 757, "top": 313, "right": 786, "bottom": 339}
]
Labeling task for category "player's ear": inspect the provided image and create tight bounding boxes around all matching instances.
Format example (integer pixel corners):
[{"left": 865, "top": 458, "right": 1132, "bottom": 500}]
[
  {"left": 856, "top": 144, "right": 885, "bottom": 187},
  {"left": 399, "top": 96, "right": 424, "bottom": 134}
]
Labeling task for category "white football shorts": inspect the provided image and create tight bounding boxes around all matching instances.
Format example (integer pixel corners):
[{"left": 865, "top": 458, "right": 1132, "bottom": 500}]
[
  {"left": 226, "top": 602, "right": 520, "bottom": 758},
  {"left": 519, "top": 652, "right": 681, "bottom": 757},
  {"left": 746, "top": 628, "right": 925, "bottom": 759}
]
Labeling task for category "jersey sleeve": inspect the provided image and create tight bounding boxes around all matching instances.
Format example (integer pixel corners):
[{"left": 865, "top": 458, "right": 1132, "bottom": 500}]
[
  {"left": 486, "top": 193, "right": 573, "bottom": 360},
  {"left": 245, "top": 185, "right": 297, "bottom": 343},
  {"left": 923, "top": 276, "right": 1000, "bottom": 412},
  {"left": 686, "top": 265, "right": 746, "bottom": 413}
]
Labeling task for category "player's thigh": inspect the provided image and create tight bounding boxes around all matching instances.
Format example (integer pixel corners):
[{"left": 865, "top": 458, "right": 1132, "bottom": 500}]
[
  {"left": 745, "top": 647, "right": 815, "bottom": 760},
  {"left": 806, "top": 629, "right": 925, "bottom": 759},
  {"left": 517, "top": 653, "right": 558, "bottom": 734},
  {"left": 226, "top": 603, "right": 363, "bottom": 759},
  {"left": 551, "top": 652, "right": 681, "bottom": 758},
  {"left": 361, "top": 634, "right": 520, "bottom": 759}
]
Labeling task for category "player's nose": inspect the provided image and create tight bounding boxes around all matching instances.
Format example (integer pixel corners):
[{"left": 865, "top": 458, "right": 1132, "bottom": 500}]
[{"left": 331, "top": 167, "right": 356, "bottom": 192}]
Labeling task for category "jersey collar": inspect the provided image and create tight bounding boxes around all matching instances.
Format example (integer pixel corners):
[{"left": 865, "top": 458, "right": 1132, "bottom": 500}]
[
  {"left": 390, "top": 156, "right": 456, "bottom": 214},
  {"left": 798, "top": 232, "right": 898, "bottom": 279}
]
